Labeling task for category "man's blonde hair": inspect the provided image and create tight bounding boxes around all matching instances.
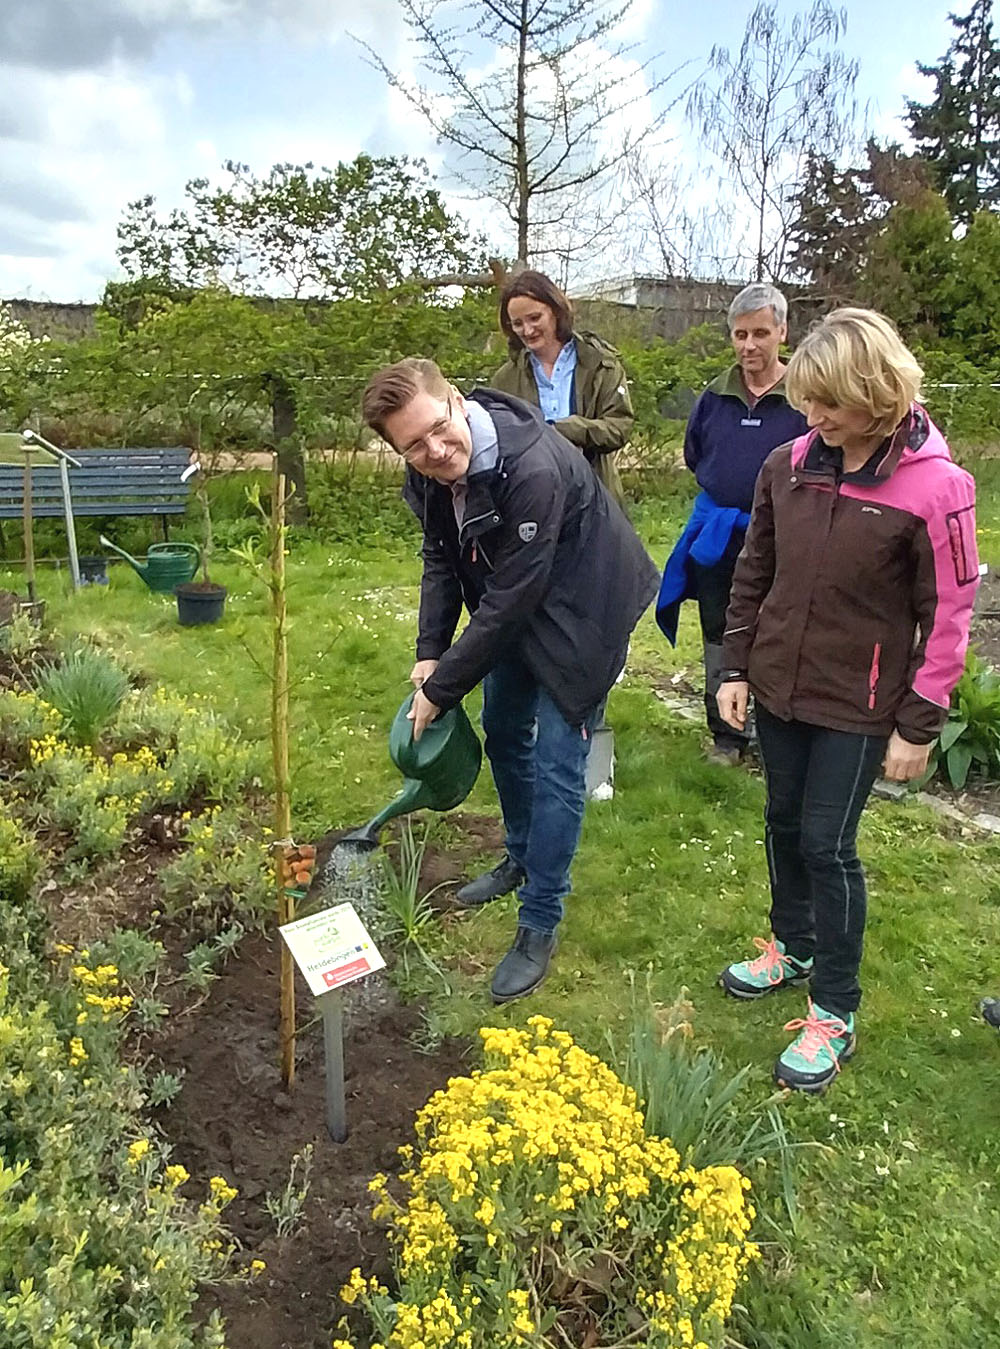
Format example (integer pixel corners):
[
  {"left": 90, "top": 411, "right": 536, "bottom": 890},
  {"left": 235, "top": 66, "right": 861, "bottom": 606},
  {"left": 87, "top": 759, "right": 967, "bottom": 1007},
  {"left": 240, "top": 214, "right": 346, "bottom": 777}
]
[
  {"left": 785, "top": 307, "right": 923, "bottom": 437},
  {"left": 361, "top": 358, "right": 451, "bottom": 442}
]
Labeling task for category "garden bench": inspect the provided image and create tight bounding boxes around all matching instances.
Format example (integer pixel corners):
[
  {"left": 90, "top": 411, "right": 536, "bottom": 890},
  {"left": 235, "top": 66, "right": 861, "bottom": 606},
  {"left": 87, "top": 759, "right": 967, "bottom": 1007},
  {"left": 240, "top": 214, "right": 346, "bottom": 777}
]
[{"left": 0, "top": 446, "right": 193, "bottom": 548}]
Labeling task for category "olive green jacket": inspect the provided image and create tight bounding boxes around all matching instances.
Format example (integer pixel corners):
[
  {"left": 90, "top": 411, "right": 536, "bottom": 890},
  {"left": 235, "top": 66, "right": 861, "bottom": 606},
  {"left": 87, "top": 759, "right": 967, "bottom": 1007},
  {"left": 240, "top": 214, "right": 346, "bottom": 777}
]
[{"left": 492, "top": 330, "right": 633, "bottom": 504}]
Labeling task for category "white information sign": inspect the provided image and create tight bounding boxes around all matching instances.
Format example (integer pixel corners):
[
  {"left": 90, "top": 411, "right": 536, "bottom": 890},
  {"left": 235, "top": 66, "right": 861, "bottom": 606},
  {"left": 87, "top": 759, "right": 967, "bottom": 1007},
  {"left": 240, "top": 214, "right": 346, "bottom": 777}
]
[{"left": 279, "top": 902, "right": 385, "bottom": 996}]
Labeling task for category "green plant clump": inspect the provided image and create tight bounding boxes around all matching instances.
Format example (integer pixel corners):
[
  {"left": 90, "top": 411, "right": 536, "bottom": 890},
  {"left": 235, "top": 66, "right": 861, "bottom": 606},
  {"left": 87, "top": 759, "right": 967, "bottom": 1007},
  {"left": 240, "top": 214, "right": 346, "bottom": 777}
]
[
  {"left": 933, "top": 650, "right": 1000, "bottom": 788},
  {"left": 37, "top": 647, "right": 130, "bottom": 749}
]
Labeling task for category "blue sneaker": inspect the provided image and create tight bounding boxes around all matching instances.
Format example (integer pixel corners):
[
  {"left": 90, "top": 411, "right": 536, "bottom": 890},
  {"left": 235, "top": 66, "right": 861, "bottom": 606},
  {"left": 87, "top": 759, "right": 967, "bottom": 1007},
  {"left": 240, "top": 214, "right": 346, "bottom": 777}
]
[
  {"left": 774, "top": 1000, "right": 856, "bottom": 1094},
  {"left": 720, "top": 936, "right": 813, "bottom": 1000}
]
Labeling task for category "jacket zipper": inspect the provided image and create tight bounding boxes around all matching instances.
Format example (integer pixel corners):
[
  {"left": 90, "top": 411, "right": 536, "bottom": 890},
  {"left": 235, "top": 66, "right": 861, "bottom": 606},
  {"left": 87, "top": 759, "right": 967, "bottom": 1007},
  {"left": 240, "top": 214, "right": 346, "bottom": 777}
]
[{"left": 868, "top": 642, "right": 882, "bottom": 710}]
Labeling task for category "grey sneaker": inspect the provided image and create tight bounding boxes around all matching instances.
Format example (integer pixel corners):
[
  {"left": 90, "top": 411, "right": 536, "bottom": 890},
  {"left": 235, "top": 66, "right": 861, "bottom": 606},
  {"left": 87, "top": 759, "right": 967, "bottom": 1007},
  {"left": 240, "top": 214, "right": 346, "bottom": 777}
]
[
  {"left": 982, "top": 997, "right": 1000, "bottom": 1030},
  {"left": 455, "top": 854, "right": 525, "bottom": 907}
]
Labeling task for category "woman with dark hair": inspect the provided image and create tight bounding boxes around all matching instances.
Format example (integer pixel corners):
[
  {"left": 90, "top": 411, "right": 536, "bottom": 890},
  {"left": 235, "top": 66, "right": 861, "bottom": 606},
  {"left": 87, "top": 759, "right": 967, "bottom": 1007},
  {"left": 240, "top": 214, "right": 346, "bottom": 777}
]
[{"left": 492, "top": 269, "right": 633, "bottom": 505}]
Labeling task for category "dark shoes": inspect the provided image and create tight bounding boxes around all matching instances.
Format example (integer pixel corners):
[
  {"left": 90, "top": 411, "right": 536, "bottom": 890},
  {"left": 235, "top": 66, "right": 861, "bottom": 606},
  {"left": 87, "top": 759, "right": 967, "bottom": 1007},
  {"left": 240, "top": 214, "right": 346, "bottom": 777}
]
[
  {"left": 982, "top": 997, "right": 1000, "bottom": 1030},
  {"left": 490, "top": 926, "right": 557, "bottom": 1004},
  {"left": 455, "top": 854, "right": 525, "bottom": 907}
]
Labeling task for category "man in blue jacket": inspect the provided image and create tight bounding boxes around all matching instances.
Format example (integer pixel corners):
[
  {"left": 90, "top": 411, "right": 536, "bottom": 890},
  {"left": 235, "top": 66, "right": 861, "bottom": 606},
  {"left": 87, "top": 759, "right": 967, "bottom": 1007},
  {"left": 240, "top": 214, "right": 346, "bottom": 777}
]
[
  {"left": 656, "top": 283, "right": 808, "bottom": 763},
  {"left": 361, "top": 358, "right": 658, "bottom": 1004}
]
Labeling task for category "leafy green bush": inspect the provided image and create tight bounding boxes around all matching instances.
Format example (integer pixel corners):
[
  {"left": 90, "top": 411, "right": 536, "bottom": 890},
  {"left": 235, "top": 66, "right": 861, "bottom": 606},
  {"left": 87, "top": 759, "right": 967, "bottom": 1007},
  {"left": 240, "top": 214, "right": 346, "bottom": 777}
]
[
  {"left": 37, "top": 647, "right": 130, "bottom": 749},
  {"left": 619, "top": 323, "right": 732, "bottom": 447},
  {"left": 0, "top": 814, "right": 39, "bottom": 905},
  {"left": 933, "top": 651, "right": 1000, "bottom": 788},
  {"left": 0, "top": 956, "right": 234, "bottom": 1349},
  {"left": 159, "top": 806, "right": 272, "bottom": 934}
]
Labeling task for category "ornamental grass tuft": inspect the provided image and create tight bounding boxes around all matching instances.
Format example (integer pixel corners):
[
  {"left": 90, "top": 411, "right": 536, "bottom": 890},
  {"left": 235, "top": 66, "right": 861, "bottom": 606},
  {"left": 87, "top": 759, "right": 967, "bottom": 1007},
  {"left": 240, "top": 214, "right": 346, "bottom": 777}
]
[
  {"left": 337, "top": 1015, "right": 758, "bottom": 1349},
  {"left": 37, "top": 646, "right": 130, "bottom": 749}
]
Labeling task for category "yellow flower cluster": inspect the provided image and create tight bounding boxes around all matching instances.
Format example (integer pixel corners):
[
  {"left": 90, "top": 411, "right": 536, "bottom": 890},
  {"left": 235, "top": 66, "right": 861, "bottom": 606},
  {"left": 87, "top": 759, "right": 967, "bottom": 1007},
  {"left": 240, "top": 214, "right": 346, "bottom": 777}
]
[
  {"left": 71, "top": 958, "right": 133, "bottom": 1021},
  {"left": 341, "top": 1017, "right": 758, "bottom": 1349},
  {"left": 207, "top": 1175, "right": 239, "bottom": 1205}
]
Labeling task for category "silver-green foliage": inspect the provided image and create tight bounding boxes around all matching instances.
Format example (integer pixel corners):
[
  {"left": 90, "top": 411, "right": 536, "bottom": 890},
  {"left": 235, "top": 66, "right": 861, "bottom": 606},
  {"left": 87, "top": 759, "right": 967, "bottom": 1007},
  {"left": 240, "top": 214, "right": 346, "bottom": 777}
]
[{"left": 38, "top": 647, "right": 130, "bottom": 748}]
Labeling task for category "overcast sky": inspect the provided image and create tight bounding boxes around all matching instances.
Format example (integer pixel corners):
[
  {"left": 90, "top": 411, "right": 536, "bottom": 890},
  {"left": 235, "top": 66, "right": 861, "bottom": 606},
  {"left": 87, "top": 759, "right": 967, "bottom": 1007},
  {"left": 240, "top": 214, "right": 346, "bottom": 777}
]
[{"left": 0, "top": 0, "right": 958, "bottom": 302}]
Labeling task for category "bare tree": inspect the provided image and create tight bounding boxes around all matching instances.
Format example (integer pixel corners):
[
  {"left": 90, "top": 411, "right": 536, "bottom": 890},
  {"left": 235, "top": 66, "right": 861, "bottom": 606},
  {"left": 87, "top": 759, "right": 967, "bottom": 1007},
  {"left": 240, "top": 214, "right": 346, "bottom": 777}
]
[
  {"left": 358, "top": 0, "right": 683, "bottom": 266},
  {"left": 687, "top": 0, "right": 862, "bottom": 282}
]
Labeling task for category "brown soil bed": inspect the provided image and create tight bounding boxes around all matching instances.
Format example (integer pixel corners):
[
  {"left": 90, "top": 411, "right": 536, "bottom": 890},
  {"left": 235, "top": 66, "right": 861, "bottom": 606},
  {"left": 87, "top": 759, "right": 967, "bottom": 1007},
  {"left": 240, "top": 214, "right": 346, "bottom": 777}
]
[
  {"left": 152, "top": 931, "right": 470, "bottom": 1349},
  {"left": 143, "top": 812, "right": 502, "bottom": 1349}
]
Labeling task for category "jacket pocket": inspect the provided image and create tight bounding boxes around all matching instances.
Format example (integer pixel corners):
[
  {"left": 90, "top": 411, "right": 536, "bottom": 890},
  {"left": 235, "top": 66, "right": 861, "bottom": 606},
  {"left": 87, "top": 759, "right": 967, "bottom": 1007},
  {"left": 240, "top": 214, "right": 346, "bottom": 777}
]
[
  {"left": 867, "top": 641, "right": 882, "bottom": 711},
  {"left": 946, "top": 505, "right": 978, "bottom": 587}
]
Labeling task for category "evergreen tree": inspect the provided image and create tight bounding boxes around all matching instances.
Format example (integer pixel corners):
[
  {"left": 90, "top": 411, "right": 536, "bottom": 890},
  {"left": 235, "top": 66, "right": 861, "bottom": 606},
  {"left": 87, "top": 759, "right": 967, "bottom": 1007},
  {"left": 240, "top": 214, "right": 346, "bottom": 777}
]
[{"left": 906, "top": 0, "right": 1000, "bottom": 223}]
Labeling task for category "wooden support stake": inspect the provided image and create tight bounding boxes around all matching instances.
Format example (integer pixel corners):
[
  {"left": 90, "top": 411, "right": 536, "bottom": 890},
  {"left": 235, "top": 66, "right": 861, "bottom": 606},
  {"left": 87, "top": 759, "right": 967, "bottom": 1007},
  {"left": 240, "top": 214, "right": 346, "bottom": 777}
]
[{"left": 272, "top": 467, "right": 295, "bottom": 1088}]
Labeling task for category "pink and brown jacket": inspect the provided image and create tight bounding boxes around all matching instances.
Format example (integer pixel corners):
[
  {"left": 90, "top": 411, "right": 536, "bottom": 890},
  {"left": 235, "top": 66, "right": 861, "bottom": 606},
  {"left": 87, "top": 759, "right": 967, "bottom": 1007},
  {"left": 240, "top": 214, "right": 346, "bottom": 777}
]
[{"left": 722, "top": 406, "right": 978, "bottom": 744}]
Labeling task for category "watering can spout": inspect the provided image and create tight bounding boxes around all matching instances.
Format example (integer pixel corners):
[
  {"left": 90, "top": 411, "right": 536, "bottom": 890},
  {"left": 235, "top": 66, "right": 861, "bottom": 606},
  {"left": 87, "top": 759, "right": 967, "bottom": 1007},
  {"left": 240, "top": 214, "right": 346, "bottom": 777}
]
[{"left": 99, "top": 535, "right": 148, "bottom": 581}]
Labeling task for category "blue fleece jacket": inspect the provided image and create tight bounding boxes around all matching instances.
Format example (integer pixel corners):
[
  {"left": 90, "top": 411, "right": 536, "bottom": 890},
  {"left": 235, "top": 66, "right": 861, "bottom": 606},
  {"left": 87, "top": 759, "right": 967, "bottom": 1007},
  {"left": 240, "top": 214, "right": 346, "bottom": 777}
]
[
  {"left": 655, "top": 492, "right": 751, "bottom": 645},
  {"left": 684, "top": 365, "right": 808, "bottom": 511}
]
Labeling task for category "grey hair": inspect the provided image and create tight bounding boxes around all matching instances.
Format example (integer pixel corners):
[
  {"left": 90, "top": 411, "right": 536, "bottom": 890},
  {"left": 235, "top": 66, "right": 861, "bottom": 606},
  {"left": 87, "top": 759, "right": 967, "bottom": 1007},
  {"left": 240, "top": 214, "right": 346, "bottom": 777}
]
[{"left": 728, "top": 282, "right": 788, "bottom": 329}]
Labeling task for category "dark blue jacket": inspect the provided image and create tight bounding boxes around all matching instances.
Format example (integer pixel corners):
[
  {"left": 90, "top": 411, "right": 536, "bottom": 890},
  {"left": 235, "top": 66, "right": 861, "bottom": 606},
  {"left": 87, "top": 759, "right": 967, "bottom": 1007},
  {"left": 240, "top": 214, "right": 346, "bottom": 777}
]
[{"left": 684, "top": 365, "right": 808, "bottom": 512}]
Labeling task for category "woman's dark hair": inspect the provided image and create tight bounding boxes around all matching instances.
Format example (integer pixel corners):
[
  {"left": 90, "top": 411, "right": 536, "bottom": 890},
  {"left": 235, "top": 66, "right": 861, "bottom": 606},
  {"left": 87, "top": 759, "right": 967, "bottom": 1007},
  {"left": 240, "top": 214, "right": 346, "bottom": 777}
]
[{"left": 498, "top": 269, "right": 575, "bottom": 356}]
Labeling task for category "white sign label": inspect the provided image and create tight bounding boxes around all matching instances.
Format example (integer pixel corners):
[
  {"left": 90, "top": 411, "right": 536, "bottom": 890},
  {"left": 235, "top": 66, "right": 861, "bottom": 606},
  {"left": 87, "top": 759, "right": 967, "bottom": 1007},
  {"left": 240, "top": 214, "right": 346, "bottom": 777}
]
[{"left": 279, "top": 902, "right": 385, "bottom": 996}]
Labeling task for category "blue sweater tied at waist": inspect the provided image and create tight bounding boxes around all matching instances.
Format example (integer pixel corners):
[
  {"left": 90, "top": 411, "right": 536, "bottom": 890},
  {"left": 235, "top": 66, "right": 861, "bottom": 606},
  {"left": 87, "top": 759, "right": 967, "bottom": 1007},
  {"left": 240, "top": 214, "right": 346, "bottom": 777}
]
[{"left": 655, "top": 491, "right": 751, "bottom": 645}]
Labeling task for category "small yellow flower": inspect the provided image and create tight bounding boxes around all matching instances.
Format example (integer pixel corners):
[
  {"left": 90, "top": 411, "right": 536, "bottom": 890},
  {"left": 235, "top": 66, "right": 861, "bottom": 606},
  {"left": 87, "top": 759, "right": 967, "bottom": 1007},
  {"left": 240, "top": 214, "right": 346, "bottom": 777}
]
[
  {"left": 127, "top": 1138, "right": 151, "bottom": 1167},
  {"left": 250, "top": 1258, "right": 267, "bottom": 1276},
  {"left": 164, "top": 1164, "right": 190, "bottom": 1187}
]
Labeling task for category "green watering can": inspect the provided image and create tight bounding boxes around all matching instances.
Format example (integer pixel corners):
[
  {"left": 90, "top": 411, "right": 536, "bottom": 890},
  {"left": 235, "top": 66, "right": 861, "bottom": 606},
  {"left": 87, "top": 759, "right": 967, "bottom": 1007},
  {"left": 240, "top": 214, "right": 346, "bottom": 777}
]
[
  {"left": 99, "top": 535, "right": 200, "bottom": 593},
  {"left": 342, "top": 691, "right": 482, "bottom": 849}
]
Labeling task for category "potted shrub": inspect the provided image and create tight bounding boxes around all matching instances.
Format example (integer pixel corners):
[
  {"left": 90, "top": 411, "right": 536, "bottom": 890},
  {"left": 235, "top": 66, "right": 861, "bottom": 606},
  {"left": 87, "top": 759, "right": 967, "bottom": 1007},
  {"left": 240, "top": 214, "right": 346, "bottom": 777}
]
[{"left": 174, "top": 456, "right": 227, "bottom": 626}]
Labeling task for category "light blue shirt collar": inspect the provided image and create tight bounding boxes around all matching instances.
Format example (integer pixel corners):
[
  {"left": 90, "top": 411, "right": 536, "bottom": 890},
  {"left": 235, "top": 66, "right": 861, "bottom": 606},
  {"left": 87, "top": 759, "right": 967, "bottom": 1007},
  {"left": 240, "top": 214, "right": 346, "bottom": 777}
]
[{"left": 529, "top": 339, "right": 577, "bottom": 422}]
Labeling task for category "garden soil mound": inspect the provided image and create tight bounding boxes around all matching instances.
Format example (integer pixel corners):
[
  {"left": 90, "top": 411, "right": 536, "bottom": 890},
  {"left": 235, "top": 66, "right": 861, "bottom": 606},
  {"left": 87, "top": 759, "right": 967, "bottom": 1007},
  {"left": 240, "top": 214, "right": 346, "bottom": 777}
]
[{"left": 153, "top": 931, "right": 468, "bottom": 1349}]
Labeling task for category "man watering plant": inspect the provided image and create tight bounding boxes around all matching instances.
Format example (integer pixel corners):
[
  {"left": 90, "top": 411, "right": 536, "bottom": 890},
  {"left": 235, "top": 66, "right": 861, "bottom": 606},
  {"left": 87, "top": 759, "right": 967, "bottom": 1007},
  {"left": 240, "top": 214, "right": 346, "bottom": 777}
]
[{"left": 361, "top": 358, "right": 658, "bottom": 1005}]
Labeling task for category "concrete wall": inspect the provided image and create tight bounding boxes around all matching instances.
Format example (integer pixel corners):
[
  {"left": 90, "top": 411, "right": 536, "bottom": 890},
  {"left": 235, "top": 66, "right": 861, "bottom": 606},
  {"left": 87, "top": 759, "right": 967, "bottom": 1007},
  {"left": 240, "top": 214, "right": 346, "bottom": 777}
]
[{"left": 8, "top": 299, "right": 98, "bottom": 340}]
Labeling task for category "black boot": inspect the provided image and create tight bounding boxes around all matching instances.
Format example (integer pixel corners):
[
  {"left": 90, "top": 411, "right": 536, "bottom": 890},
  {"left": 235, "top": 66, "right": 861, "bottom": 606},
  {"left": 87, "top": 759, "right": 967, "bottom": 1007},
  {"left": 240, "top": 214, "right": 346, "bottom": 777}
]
[
  {"left": 490, "top": 926, "right": 556, "bottom": 1004},
  {"left": 455, "top": 854, "right": 525, "bottom": 907}
]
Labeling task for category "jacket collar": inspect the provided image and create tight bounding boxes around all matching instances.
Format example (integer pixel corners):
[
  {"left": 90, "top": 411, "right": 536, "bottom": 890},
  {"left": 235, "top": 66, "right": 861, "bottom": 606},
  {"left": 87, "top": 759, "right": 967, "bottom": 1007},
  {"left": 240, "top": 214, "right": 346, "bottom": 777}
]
[
  {"left": 707, "top": 363, "right": 791, "bottom": 409},
  {"left": 798, "top": 405, "right": 930, "bottom": 484}
]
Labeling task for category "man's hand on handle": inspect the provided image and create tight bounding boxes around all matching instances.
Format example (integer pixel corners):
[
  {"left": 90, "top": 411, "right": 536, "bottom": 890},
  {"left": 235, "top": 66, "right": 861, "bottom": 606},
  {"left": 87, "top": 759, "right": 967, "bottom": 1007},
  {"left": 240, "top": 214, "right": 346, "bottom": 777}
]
[
  {"left": 408, "top": 659, "right": 441, "bottom": 741},
  {"left": 717, "top": 680, "right": 749, "bottom": 732}
]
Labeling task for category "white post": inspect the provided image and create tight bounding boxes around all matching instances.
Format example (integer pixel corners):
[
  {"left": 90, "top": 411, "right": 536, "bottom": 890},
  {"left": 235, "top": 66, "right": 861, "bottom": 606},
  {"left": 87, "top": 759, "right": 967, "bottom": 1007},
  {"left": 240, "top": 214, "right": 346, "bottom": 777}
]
[{"left": 58, "top": 455, "right": 81, "bottom": 590}]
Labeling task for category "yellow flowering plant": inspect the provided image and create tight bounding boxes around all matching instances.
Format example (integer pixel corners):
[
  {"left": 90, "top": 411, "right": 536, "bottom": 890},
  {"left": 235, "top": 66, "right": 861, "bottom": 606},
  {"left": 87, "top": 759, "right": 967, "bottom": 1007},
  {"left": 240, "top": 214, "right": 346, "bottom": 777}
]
[{"left": 338, "top": 1017, "right": 758, "bottom": 1349}]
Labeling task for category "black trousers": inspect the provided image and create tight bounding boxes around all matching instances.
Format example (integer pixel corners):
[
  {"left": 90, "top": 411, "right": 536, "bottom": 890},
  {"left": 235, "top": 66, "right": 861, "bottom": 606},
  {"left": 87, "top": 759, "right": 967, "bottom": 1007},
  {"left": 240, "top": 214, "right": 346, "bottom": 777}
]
[
  {"left": 690, "top": 534, "right": 748, "bottom": 750},
  {"left": 756, "top": 704, "right": 887, "bottom": 1018}
]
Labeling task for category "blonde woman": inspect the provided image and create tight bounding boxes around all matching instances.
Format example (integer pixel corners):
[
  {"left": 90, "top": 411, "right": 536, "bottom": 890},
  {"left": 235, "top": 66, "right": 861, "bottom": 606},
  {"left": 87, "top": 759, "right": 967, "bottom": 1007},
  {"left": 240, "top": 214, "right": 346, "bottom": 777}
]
[{"left": 716, "top": 308, "right": 978, "bottom": 1093}]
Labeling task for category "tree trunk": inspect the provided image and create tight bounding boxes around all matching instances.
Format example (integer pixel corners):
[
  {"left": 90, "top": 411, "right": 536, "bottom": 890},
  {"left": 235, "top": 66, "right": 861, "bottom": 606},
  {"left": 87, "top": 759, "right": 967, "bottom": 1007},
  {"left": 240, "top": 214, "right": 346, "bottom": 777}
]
[
  {"left": 267, "top": 374, "right": 308, "bottom": 524},
  {"left": 515, "top": 0, "right": 530, "bottom": 263}
]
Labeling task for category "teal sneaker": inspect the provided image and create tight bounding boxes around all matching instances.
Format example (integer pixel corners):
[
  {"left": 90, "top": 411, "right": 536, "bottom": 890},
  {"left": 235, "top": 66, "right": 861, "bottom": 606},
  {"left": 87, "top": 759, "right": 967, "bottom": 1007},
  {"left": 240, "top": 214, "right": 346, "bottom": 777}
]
[
  {"left": 774, "top": 1000, "right": 856, "bottom": 1094},
  {"left": 719, "top": 936, "right": 813, "bottom": 1000}
]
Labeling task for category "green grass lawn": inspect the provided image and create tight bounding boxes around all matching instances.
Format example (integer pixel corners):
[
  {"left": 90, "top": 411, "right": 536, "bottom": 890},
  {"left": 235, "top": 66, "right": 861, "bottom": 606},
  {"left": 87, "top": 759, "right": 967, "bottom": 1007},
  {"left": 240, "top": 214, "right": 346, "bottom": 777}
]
[{"left": 8, "top": 474, "right": 1000, "bottom": 1349}]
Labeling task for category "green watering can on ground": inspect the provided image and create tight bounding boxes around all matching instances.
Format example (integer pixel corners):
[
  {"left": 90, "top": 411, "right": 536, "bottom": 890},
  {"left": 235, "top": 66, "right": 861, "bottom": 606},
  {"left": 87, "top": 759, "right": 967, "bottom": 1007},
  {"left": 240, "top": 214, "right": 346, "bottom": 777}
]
[
  {"left": 342, "top": 691, "right": 483, "bottom": 849},
  {"left": 99, "top": 535, "right": 200, "bottom": 593}
]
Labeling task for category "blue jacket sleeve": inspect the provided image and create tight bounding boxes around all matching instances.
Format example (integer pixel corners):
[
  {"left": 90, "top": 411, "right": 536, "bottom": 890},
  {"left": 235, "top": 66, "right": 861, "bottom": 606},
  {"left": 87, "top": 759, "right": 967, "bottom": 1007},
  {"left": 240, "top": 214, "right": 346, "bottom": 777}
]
[{"left": 684, "top": 394, "right": 706, "bottom": 473}]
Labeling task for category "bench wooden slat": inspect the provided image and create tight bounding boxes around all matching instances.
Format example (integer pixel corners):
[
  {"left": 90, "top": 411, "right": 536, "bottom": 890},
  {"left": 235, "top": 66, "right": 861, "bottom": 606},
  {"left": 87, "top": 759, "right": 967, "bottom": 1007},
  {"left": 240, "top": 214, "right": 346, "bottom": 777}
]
[{"left": 0, "top": 445, "right": 194, "bottom": 525}]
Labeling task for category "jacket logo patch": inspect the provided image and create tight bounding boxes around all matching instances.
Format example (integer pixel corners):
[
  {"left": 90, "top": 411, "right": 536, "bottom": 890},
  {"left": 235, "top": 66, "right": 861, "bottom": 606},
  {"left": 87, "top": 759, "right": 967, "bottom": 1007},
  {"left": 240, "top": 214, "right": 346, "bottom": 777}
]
[
  {"left": 518, "top": 521, "right": 538, "bottom": 542},
  {"left": 861, "top": 506, "right": 882, "bottom": 515}
]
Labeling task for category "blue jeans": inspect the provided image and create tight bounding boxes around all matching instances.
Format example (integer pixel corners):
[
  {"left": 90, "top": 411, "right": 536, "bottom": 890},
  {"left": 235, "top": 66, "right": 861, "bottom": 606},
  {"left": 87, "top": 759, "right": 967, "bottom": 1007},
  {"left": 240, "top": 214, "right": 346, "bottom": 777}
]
[{"left": 481, "top": 656, "right": 597, "bottom": 935}]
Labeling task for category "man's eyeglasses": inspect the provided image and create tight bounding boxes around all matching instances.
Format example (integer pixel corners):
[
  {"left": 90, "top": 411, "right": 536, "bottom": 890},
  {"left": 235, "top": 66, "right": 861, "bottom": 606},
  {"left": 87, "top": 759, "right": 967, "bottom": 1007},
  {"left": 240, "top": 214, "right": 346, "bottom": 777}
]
[{"left": 399, "top": 396, "right": 453, "bottom": 464}]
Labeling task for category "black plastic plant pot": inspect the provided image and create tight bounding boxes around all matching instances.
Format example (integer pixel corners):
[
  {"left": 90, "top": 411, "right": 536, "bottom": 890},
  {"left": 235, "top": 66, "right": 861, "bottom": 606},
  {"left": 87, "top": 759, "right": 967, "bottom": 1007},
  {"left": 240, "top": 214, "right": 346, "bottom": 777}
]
[
  {"left": 175, "top": 581, "right": 227, "bottom": 626},
  {"left": 79, "top": 555, "right": 109, "bottom": 586}
]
